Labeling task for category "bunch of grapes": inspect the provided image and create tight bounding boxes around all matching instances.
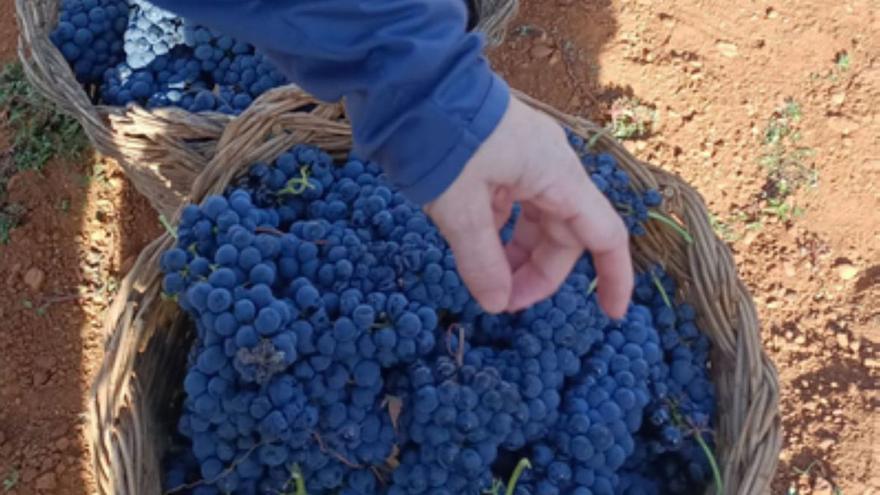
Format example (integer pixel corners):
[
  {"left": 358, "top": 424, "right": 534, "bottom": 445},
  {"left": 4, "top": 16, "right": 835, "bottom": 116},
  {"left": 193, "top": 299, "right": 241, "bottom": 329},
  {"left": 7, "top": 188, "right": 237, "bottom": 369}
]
[
  {"left": 52, "top": 0, "right": 289, "bottom": 114},
  {"left": 49, "top": 0, "right": 130, "bottom": 85},
  {"left": 158, "top": 138, "right": 717, "bottom": 494}
]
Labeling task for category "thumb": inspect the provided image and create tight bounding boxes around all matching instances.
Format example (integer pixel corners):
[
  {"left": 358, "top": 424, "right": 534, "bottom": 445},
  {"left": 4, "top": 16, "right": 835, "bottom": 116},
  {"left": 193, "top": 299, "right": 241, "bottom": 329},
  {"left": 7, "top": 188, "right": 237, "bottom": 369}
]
[{"left": 427, "top": 187, "right": 513, "bottom": 314}]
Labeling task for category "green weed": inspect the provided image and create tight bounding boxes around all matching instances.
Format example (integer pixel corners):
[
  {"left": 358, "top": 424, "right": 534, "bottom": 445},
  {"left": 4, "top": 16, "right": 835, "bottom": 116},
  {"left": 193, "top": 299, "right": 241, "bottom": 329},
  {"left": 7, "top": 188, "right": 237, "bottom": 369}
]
[
  {"left": 0, "top": 62, "right": 87, "bottom": 172},
  {"left": 709, "top": 214, "right": 738, "bottom": 242},
  {"left": 0, "top": 204, "right": 24, "bottom": 245},
  {"left": 2, "top": 470, "right": 18, "bottom": 492},
  {"left": 757, "top": 100, "right": 816, "bottom": 222},
  {"left": 609, "top": 96, "right": 656, "bottom": 140},
  {"left": 835, "top": 51, "right": 851, "bottom": 72}
]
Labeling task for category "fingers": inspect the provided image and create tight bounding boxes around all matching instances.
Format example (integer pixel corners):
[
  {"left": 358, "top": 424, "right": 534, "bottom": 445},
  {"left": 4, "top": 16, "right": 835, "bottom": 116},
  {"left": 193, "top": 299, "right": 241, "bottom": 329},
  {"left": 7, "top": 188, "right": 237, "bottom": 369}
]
[
  {"left": 491, "top": 187, "right": 515, "bottom": 231},
  {"left": 429, "top": 188, "right": 513, "bottom": 314},
  {"left": 592, "top": 242, "right": 634, "bottom": 319},
  {"left": 520, "top": 146, "right": 633, "bottom": 318},
  {"left": 557, "top": 178, "right": 633, "bottom": 319},
  {"left": 507, "top": 237, "right": 583, "bottom": 312}
]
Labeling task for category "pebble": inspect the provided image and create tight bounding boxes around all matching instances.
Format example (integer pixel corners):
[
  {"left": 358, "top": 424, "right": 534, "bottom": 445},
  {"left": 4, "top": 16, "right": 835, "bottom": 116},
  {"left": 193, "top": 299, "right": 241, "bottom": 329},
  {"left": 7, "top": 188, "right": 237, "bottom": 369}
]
[
  {"left": 716, "top": 41, "right": 739, "bottom": 58},
  {"left": 35, "top": 472, "right": 56, "bottom": 491},
  {"left": 55, "top": 437, "right": 70, "bottom": 451},
  {"left": 530, "top": 44, "right": 555, "bottom": 59},
  {"left": 23, "top": 268, "right": 45, "bottom": 291},
  {"left": 32, "top": 370, "right": 49, "bottom": 387},
  {"left": 835, "top": 332, "right": 850, "bottom": 350},
  {"left": 837, "top": 263, "right": 859, "bottom": 280}
]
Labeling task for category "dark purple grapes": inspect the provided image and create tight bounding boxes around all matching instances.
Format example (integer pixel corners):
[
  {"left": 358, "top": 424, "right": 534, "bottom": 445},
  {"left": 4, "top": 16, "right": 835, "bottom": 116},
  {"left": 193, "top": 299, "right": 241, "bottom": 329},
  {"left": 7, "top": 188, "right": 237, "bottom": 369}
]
[{"left": 159, "top": 142, "right": 716, "bottom": 494}]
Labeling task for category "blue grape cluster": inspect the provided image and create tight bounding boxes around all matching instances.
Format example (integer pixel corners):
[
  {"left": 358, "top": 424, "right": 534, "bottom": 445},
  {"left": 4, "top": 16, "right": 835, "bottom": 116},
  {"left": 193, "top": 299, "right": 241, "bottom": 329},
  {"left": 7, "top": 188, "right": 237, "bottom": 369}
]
[
  {"left": 159, "top": 140, "right": 717, "bottom": 494},
  {"left": 49, "top": 0, "right": 129, "bottom": 85},
  {"left": 53, "top": 0, "right": 288, "bottom": 114},
  {"left": 566, "top": 131, "right": 662, "bottom": 236}
]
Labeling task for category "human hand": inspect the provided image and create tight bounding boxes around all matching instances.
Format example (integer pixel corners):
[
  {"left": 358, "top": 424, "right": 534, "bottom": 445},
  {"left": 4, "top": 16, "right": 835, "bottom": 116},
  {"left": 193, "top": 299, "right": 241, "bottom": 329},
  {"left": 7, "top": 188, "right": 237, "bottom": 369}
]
[{"left": 424, "top": 96, "right": 633, "bottom": 318}]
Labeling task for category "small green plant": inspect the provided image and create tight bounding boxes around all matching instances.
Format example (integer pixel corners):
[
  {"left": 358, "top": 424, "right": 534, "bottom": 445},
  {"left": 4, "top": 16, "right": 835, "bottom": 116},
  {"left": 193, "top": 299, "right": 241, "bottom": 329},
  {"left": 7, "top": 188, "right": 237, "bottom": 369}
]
[
  {"left": 0, "top": 204, "right": 24, "bottom": 245},
  {"left": 835, "top": 51, "right": 851, "bottom": 72},
  {"left": 21, "top": 298, "right": 51, "bottom": 317},
  {"left": 709, "top": 214, "right": 738, "bottom": 242},
  {"left": 0, "top": 62, "right": 87, "bottom": 172},
  {"left": 2, "top": 470, "right": 18, "bottom": 492},
  {"left": 79, "top": 160, "right": 112, "bottom": 188},
  {"left": 763, "top": 198, "right": 804, "bottom": 222},
  {"left": 608, "top": 97, "right": 656, "bottom": 140},
  {"left": 758, "top": 100, "right": 816, "bottom": 222}
]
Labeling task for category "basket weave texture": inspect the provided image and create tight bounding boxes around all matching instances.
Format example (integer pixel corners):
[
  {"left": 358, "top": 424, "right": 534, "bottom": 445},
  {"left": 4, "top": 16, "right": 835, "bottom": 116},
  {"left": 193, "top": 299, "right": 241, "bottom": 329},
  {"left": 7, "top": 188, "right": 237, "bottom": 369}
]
[
  {"left": 15, "top": 0, "right": 520, "bottom": 218},
  {"left": 85, "top": 85, "right": 781, "bottom": 495}
]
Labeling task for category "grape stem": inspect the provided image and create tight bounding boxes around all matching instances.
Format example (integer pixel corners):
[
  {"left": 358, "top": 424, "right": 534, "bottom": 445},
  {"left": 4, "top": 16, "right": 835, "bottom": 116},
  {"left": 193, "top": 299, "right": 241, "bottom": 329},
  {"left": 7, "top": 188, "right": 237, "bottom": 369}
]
[
  {"left": 311, "top": 432, "right": 363, "bottom": 469},
  {"left": 586, "top": 129, "right": 607, "bottom": 150},
  {"left": 692, "top": 427, "right": 724, "bottom": 495},
  {"left": 647, "top": 211, "right": 694, "bottom": 244},
  {"left": 159, "top": 214, "right": 178, "bottom": 239},
  {"left": 281, "top": 463, "right": 308, "bottom": 495},
  {"left": 505, "top": 458, "right": 532, "bottom": 495},
  {"left": 650, "top": 270, "right": 673, "bottom": 309},
  {"left": 255, "top": 226, "right": 284, "bottom": 236},
  {"left": 667, "top": 399, "right": 724, "bottom": 495},
  {"left": 278, "top": 166, "right": 316, "bottom": 196},
  {"left": 586, "top": 277, "right": 599, "bottom": 296},
  {"left": 164, "top": 441, "right": 263, "bottom": 494}
]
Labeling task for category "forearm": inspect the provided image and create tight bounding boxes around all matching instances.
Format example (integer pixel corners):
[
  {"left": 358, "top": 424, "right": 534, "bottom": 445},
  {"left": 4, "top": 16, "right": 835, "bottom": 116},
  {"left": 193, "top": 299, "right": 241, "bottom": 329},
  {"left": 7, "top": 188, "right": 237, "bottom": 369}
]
[{"left": 149, "top": 0, "right": 510, "bottom": 205}]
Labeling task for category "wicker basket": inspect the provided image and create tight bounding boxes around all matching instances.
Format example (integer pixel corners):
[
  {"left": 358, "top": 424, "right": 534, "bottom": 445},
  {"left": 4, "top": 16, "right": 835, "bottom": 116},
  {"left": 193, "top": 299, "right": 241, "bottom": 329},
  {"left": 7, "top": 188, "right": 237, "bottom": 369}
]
[
  {"left": 14, "top": 0, "right": 520, "bottom": 219},
  {"left": 87, "top": 86, "right": 781, "bottom": 495}
]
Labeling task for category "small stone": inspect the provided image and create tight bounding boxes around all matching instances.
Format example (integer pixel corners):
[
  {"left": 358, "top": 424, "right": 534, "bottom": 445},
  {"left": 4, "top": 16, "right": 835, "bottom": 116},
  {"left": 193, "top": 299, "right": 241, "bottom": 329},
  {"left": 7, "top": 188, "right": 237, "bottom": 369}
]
[
  {"left": 35, "top": 472, "right": 56, "bottom": 491},
  {"left": 23, "top": 268, "right": 46, "bottom": 291},
  {"left": 716, "top": 41, "right": 739, "bottom": 58},
  {"left": 831, "top": 92, "right": 846, "bottom": 106},
  {"left": 794, "top": 335, "right": 806, "bottom": 345},
  {"left": 55, "top": 437, "right": 70, "bottom": 451},
  {"left": 90, "top": 230, "right": 107, "bottom": 243},
  {"left": 33, "top": 370, "right": 49, "bottom": 387},
  {"left": 836, "top": 332, "right": 850, "bottom": 350},
  {"left": 21, "top": 468, "right": 36, "bottom": 483},
  {"left": 828, "top": 116, "right": 854, "bottom": 136},
  {"left": 837, "top": 264, "right": 859, "bottom": 280},
  {"left": 530, "top": 44, "right": 555, "bottom": 59}
]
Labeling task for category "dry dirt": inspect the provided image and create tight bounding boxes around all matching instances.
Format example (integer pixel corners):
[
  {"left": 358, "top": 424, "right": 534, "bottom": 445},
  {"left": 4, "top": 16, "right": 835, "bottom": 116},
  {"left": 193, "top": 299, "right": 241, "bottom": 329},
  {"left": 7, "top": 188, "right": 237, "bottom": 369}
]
[
  {"left": 492, "top": 1, "right": 879, "bottom": 493},
  {"left": 0, "top": 0, "right": 878, "bottom": 494}
]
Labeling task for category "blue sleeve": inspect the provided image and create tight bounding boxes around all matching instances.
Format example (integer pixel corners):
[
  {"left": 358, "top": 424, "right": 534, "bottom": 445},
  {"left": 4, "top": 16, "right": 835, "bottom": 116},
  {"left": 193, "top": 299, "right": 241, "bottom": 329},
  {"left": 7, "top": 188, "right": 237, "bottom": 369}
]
[{"left": 149, "top": 0, "right": 511, "bottom": 206}]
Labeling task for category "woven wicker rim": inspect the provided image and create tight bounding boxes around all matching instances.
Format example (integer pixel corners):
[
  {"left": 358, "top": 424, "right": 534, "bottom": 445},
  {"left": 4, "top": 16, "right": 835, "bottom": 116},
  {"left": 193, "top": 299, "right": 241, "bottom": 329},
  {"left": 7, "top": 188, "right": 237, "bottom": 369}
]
[
  {"left": 85, "top": 85, "right": 781, "bottom": 495},
  {"left": 15, "top": 0, "right": 520, "bottom": 219}
]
